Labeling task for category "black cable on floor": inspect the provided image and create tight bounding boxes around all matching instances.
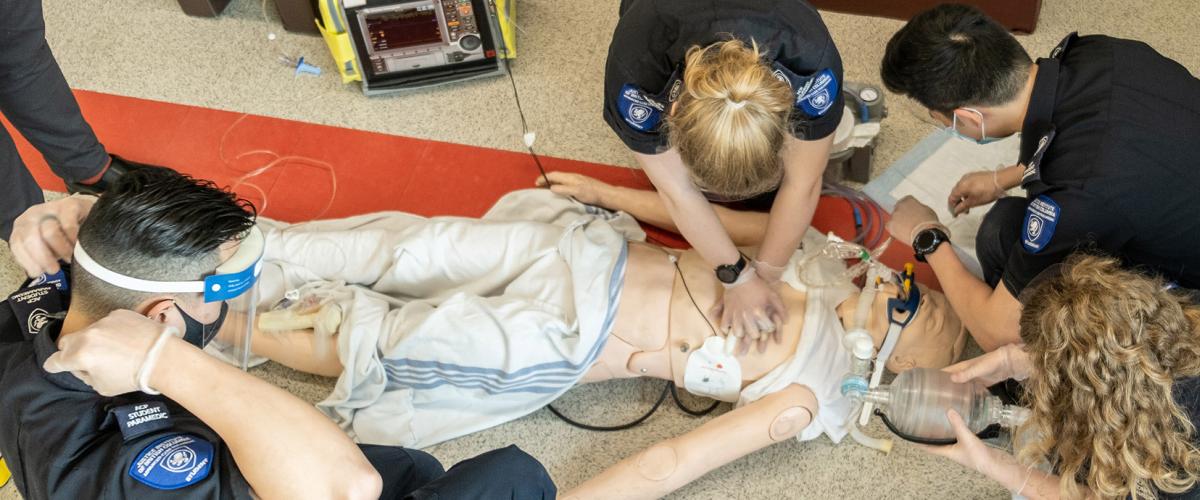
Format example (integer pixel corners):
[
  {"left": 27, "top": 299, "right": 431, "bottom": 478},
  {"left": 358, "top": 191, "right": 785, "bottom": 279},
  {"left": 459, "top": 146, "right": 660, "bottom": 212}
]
[
  {"left": 548, "top": 382, "right": 671, "bottom": 432},
  {"left": 670, "top": 384, "right": 721, "bottom": 417}
]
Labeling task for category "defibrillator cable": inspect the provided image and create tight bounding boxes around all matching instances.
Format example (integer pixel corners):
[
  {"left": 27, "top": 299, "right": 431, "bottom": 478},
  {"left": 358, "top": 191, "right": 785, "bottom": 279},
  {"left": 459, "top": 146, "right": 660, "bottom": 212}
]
[
  {"left": 547, "top": 244, "right": 721, "bottom": 431},
  {"left": 547, "top": 382, "right": 671, "bottom": 432},
  {"left": 501, "top": 55, "right": 552, "bottom": 188}
]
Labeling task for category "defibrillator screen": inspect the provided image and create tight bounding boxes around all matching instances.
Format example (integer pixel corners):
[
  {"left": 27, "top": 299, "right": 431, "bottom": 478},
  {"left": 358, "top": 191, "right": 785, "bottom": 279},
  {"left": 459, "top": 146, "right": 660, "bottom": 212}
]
[{"left": 366, "top": 5, "right": 442, "bottom": 52}]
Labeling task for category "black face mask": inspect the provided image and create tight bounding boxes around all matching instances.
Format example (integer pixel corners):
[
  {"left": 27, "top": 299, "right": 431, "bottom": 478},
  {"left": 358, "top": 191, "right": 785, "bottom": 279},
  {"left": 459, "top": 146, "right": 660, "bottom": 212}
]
[{"left": 175, "top": 302, "right": 229, "bottom": 349}]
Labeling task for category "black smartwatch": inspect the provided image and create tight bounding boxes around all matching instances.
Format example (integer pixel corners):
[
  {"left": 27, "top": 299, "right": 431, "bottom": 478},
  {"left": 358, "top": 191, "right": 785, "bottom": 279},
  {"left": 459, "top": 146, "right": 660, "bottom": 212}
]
[
  {"left": 913, "top": 227, "right": 950, "bottom": 263},
  {"left": 715, "top": 255, "right": 748, "bottom": 284}
]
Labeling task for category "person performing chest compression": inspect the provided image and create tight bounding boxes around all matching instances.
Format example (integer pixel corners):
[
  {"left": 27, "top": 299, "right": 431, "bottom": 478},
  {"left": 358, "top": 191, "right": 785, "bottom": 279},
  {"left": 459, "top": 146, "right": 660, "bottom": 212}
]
[
  {"left": 879, "top": 4, "right": 1200, "bottom": 351},
  {"left": 584, "top": 0, "right": 846, "bottom": 349}
]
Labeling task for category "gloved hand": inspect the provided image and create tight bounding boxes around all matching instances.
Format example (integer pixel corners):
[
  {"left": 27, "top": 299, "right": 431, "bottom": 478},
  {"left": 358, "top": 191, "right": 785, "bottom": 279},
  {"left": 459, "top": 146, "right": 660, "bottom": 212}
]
[
  {"left": 753, "top": 259, "right": 787, "bottom": 286},
  {"left": 918, "top": 409, "right": 1015, "bottom": 477},
  {"left": 9, "top": 194, "right": 97, "bottom": 277},
  {"left": 886, "top": 196, "right": 948, "bottom": 249},
  {"left": 43, "top": 310, "right": 177, "bottom": 396},
  {"left": 711, "top": 269, "right": 788, "bottom": 353},
  {"left": 947, "top": 170, "right": 1005, "bottom": 216},
  {"left": 942, "top": 343, "right": 1031, "bottom": 386}
]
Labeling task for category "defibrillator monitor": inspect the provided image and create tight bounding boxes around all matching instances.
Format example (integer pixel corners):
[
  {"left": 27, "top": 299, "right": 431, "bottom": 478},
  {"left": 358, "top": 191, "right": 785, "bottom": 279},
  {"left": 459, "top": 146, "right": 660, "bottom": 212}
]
[{"left": 344, "top": 0, "right": 506, "bottom": 94}]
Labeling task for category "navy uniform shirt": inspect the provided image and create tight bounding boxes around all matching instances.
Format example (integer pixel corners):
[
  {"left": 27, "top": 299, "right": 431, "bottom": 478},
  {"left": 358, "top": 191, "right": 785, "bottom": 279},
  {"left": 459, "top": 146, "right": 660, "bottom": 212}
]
[
  {"left": 0, "top": 312, "right": 255, "bottom": 498},
  {"left": 603, "top": 0, "right": 844, "bottom": 155},
  {"left": 1006, "top": 33, "right": 1200, "bottom": 297},
  {"left": 0, "top": 274, "right": 442, "bottom": 499}
]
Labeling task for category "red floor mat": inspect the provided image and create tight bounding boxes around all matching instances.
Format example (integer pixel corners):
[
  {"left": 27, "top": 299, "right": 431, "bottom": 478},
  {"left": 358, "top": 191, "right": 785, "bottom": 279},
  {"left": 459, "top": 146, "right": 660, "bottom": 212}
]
[{"left": 6, "top": 90, "right": 939, "bottom": 290}]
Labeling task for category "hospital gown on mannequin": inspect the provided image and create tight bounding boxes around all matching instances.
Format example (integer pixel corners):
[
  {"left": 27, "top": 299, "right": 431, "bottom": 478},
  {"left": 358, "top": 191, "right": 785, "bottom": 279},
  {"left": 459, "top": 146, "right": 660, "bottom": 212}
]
[{"left": 254, "top": 191, "right": 639, "bottom": 448}]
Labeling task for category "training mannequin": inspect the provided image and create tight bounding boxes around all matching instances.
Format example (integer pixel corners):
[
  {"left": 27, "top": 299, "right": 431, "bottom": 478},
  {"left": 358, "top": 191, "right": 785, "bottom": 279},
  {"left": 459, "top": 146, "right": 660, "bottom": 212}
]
[{"left": 235, "top": 190, "right": 966, "bottom": 499}]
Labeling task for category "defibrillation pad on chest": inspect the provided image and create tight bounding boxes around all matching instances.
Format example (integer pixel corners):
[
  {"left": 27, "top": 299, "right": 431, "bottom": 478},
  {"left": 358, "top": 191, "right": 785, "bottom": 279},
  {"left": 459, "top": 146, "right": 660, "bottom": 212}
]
[
  {"left": 683, "top": 336, "right": 743, "bottom": 402},
  {"left": 129, "top": 433, "right": 213, "bottom": 490}
]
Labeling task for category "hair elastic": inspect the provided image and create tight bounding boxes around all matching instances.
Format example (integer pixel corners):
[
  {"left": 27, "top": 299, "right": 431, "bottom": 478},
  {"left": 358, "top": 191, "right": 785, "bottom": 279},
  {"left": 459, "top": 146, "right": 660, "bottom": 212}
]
[{"left": 727, "top": 99, "right": 748, "bottom": 110}]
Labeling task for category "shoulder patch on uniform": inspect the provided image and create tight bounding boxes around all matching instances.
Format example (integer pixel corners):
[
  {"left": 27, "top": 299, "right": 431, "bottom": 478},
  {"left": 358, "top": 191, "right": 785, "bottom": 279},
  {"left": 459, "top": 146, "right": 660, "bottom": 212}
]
[
  {"left": 129, "top": 433, "right": 213, "bottom": 490},
  {"left": 1022, "top": 129, "right": 1056, "bottom": 186},
  {"left": 1022, "top": 195, "right": 1061, "bottom": 254},
  {"left": 1050, "top": 32, "right": 1078, "bottom": 59},
  {"left": 617, "top": 84, "right": 665, "bottom": 133},
  {"left": 797, "top": 68, "right": 838, "bottom": 117},
  {"left": 769, "top": 62, "right": 839, "bottom": 118}
]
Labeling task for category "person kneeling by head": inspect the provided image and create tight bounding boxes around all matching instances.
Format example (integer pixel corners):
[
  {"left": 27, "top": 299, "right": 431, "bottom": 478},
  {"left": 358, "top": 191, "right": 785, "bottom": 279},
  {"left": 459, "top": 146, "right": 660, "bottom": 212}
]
[
  {"left": 0, "top": 167, "right": 555, "bottom": 499},
  {"left": 926, "top": 254, "right": 1200, "bottom": 499}
]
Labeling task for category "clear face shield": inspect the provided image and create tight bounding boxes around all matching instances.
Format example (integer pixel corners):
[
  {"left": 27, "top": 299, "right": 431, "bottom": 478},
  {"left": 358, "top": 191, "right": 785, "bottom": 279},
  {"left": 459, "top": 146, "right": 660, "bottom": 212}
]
[{"left": 71, "top": 226, "right": 265, "bottom": 370}]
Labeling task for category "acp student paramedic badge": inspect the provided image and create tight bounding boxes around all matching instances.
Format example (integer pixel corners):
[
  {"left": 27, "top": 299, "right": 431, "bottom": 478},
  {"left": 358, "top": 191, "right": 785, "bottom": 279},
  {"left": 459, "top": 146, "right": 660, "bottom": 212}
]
[
  {"left": 1022, "top": 195, "right": 1061, "bottom": 253},
  {"left": 129, "top": 433, "right": 213, "bottom": 490},
  {"left": 618, "top": 84, "right": 665, "bottom": 133}
]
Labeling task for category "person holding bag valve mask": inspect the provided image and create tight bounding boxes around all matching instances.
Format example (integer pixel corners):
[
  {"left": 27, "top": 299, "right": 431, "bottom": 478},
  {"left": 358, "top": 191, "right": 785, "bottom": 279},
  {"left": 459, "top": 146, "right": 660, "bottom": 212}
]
[
  {"left": 880, "top": 4, "right": 1200, "bottom": 352},
  {"left": 576, "top": 0, "right": 845, "bottom": 351}
]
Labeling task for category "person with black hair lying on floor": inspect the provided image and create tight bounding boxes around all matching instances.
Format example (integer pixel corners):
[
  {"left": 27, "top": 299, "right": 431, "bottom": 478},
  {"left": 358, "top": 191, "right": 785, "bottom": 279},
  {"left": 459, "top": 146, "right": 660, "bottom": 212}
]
[
  {"left": 0, "top": 167, "right": 555, "bottom": 499},
  {"left": 928, "top": 255, "right": 1200, "bottom": 499},
  {"left": 189, "top": 183, "right": 963, "bottom": 498}
]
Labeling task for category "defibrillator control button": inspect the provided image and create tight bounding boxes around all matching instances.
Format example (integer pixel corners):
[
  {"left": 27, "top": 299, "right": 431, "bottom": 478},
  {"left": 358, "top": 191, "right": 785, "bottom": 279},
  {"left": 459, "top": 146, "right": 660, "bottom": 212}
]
[{"left": 459, "top": 35, "right": 481, "bottom": 51}]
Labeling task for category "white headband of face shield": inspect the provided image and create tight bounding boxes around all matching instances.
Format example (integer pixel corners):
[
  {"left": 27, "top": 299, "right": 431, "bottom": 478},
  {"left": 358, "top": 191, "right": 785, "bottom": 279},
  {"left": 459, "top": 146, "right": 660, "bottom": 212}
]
[{"left": 70, "top": 226, "right": 265, "bottom": 302}]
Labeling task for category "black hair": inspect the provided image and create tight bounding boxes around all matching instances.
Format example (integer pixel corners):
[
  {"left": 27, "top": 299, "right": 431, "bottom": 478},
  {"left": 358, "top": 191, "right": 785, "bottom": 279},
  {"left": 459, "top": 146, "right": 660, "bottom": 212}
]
[
  {"left": 72, "top": 166, "right": 257, "bottom": 317},
  {"left": 881, "top": 4, "right": 1032, "bottom": 113}
]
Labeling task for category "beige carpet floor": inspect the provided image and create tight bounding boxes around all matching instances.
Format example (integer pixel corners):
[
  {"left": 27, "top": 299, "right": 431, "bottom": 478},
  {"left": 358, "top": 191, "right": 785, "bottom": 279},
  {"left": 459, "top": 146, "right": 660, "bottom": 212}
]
[{"left": 3, "top": 0, "right": 1198, "bottom": 498}]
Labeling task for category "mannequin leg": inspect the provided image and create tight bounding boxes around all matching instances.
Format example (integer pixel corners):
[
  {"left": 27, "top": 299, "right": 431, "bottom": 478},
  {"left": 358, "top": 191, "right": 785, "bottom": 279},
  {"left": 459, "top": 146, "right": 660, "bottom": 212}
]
[{"left": 562, "top": 383, "right": 818, "bottom": 500}]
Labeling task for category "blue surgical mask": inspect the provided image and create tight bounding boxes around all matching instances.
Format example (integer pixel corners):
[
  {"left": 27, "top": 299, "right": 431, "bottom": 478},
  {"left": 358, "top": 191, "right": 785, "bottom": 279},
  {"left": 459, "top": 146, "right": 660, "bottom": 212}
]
[{"left": 947, "top": 108, "right": 1003, "bottom": 145}]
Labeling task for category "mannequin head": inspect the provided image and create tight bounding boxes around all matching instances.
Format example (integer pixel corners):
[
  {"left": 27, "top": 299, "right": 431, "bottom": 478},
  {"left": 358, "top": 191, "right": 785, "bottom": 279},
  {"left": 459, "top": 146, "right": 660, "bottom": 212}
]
[{"left": 837, "top": 283, "right": 967, "bottom": 371}]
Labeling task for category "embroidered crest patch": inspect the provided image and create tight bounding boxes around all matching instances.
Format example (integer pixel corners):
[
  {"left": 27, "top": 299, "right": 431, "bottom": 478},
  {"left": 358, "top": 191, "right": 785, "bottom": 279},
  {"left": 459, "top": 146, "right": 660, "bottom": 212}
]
[
  {"left": 617, "top": 84, "right": 665, "bottom": 132},
  {"left": 129, "top": 434, "right": 213, "bottom": 490},
  {"left": 1022, "top": 195, "right": 1061, "bottom": 254},
  {"left": 796, "top": 68, "right": 838, "bottom": 118}
]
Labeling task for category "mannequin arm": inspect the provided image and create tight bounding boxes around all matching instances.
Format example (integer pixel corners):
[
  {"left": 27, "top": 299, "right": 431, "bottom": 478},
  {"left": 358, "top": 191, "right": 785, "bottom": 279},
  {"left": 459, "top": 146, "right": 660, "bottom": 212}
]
[
  {"left": 601, "top": 185, "right": 770, "bottom": 246},
  {"left": 563, "top": 384, "right": 817, "bottom": 500},
  {"left": 250, "top": 328, "right": 343, "bottom": 377},
  {"left": 215, "top": 311, "right": 344, "bottom": 377}
]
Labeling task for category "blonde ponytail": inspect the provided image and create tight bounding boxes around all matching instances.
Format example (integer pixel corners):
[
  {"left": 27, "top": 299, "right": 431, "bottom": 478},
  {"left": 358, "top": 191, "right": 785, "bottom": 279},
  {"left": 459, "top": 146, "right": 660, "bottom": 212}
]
[{"left": 667, "top": 38, "right": 794, "bottom": 200}]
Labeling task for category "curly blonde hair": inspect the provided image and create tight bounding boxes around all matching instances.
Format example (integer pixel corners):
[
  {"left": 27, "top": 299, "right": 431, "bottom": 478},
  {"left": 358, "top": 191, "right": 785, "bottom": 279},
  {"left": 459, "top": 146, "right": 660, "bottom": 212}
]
[
  {"left": 1018, "top": 254, "right": 1200, "bottom": 498},
  {"left": 667, "top": 38, "right": 794, "bottom": 200}
]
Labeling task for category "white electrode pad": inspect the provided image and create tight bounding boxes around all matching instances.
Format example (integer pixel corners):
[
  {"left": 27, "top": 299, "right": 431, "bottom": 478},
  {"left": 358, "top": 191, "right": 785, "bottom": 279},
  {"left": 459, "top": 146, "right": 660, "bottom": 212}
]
[{"left": 683, "top": 336, "right": 743, "bottom": 402}]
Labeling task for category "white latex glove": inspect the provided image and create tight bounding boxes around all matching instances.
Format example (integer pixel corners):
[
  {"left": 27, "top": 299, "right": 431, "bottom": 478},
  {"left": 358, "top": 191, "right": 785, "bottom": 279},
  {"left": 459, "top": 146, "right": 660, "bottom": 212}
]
[
  {"left": 711, "top": 269, "right": 787, "bottom": 353},
  {"left": 43, "top": 310, "right": 174, "bottom": 396},
  {"left": 918, "top": 409, "right": 1013, "bottom": 475},
  {"left": 947, "top": 170, "right": 1004, "bottom": 216},
  {"left": 9, "top": 194, "right": 97, "bottom": 277},
  {"left": 942, "top": 343, "right": 1032, "bottom": 386}
]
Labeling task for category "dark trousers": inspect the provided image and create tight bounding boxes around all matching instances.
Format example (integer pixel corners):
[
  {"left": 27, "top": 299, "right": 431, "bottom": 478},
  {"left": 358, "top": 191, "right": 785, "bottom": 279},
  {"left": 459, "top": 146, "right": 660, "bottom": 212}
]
[
  {"left": 975, "top": 197, "right": 1029, "bottom": 289},
  {"left": 361, "top": 444, "right": 557, "bottom": 500},
  {"left": 0, "top": 0, "right": 109, "bottom": 240}
]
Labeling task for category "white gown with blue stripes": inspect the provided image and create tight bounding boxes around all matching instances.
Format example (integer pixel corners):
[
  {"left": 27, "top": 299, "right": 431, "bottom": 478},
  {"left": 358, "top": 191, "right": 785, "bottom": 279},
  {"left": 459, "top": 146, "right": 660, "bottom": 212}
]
[{"left": 256, "top": 190, "right": 640, "bottom": 448}]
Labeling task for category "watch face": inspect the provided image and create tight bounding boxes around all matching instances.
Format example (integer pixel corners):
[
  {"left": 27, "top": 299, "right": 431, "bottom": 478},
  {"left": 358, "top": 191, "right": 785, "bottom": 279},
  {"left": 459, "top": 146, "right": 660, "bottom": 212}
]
[
  {"left": 915, "top": 230, "right": 936, "bottom": 251},
  {"left": 716, "top": 266, "right": 739, "bottom": 284}
]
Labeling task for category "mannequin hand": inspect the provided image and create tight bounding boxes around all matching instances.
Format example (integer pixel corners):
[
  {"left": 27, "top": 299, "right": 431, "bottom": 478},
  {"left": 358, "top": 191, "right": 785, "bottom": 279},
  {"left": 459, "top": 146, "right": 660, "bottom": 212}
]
[
  {"left": 43, "top": 310, "right": 172, "bottom": 396},
  {"left": 886, "top": 196, "right": 942, "bottom": 248},
  {"left": 942, "top": 343, "right": 1031, "bottom": 386},
  {"left": 9, "top": 194, "right": 97, "bottom": 277},
  {"left": 536, "top": 171, "right": 616, "bottom": 207},
  {"left": 918, "top": 409, "right": 1011, "bottom": 476},
  {"left": 711, "top": 272, "right": 788, "bottom": 349},
  {"left": 947, "top": 171, "right": 1003, "bottom": 216}
]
